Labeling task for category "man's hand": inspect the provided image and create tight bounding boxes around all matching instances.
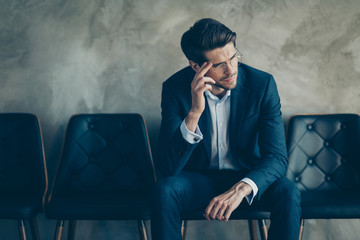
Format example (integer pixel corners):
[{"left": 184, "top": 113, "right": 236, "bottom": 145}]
[
  {"left": 203, "top": 181, "right": 253, "bottom": 222},
  {"left": 186, "top": 62, "right": 215, "bottom": 132}
]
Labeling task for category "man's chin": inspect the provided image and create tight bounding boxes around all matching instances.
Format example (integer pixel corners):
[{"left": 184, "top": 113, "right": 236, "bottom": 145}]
[{"left": 220, "top": 74, "right": 237, "bottom": 88}]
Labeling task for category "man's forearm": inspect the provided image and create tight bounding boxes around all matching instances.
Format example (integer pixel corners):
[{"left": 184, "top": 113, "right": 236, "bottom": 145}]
[{"left": 185, "top": 110, "right": 202, "bottom": 133}]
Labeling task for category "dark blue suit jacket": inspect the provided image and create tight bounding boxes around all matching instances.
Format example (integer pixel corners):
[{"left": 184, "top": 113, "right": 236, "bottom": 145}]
[{"left": 157, "top": 64, "right": 288, "bottom": 199}]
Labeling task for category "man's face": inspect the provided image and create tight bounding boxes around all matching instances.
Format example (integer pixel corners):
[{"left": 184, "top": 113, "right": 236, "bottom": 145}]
[{"left": 203, "top": 42, "right": 238, "bottom": 93}]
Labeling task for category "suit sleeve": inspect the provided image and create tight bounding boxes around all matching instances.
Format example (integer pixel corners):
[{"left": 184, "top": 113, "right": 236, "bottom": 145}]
[
  {"left": 245, "top": 76, "right": 288, "bottom": 199},
  {"left": 156, "top": 81, "right": 198, "bottom": 177}
]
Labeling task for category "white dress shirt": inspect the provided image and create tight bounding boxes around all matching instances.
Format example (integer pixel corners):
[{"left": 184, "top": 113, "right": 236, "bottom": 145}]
[{"left": 180, "top": 90, "right": 258, "bottom": 204}]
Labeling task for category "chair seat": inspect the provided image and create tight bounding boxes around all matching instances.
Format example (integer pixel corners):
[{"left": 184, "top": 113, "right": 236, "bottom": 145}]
[
  {"left": 182, "top": 191, "right": 360, "bottom": 221},
  {"left": 301, "top": 191, "right": 360, "bottom": 219},
  {"left": 46, "top": 194, "right": 151, "bottom": 220},
  {"left": 182, "top": 203, "right": 271, "bottom": 220},
  {"left": 0, "top": 197, "right": 42, "bottom": 219}
]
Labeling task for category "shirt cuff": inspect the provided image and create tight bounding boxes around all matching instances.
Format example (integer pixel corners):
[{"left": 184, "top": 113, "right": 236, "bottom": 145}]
[
  {"left": 180, "top": 119, "right": 203, "bottom": 144},
  {"left": 241, "top": 177, "right": 258, "bottom": 205}
]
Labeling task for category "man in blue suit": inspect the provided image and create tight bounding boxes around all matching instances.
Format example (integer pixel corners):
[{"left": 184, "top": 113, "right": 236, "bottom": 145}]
[{"left": 152, "top": 18, "right": 301, "bottom": 240}]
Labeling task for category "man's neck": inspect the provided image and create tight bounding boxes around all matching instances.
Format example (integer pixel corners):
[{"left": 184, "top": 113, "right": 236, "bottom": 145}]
[{"left": 211, "top": 85, "right": 228, "bottom": 98}]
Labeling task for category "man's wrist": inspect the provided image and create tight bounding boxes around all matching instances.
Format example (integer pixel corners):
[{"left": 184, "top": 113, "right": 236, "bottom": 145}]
[
  {"left": 240, "top": 178, "right": 258, "bottom": 205},
  {"left": 234, "top": 181, "right": 253, "bottom": 197},
  {"left": 180, "top": 120, "right": 203, "bottom": 144},
  {"left": 185, "top": 110, "right": 202, "bottom": 132}
]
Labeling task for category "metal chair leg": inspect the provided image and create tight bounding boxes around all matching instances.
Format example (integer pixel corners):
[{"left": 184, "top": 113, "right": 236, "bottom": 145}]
[
  {"left": 137, "top": 219, "right": 148, "bottom": 240},
  {"left": 248, "top": 220, "right": 258, "bottom": 240},
  {"left": 18, "top": 219, "right": 27, "bottom": 240},
  {"left": 181, "top": 220, "right": 187, "bottom": 240},
  {"left": 68, "top": 220, "right": 77, "bottom": 240},
  {"left": 299, "top": 219, "right": 305, "bottom": 240},
  {"left": 54, "top": 219, "right": 65, "bottom": 240},
  {"left": 29, "top": 218, "right": 40, "bottom": 240},
  {"left": 258, "top": 219, "right": 268, "bottom": 240}
]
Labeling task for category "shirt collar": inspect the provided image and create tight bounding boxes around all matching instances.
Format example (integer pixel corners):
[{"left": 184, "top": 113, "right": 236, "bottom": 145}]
[{"left": 205, "top": 90, "right": 231, "bottom": 103}]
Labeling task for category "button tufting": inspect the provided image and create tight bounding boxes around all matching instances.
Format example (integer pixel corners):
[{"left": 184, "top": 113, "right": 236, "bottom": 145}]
[
  {"left": 307, "top": 124, "right": 313, "bottom": 130},
  {"left": 89, "top": 124, "right": 95, "bottom": 129},
  {"left": 308, "top": 159, "right": 313, "bottom": 165},
  {"left": 326, "top": 176, "right": 331, "bottom": 181},
  {"left": 324, "top": 141, "right": 330, "bottom": 147},
  {"left": 341, "top": 124, "right": 346, "bottom": 129},
  {"left": 295, "top": 176, "right": 301, "bottom": 182}
]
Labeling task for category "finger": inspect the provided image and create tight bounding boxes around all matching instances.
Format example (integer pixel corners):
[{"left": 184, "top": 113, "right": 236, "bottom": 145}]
[
  {"left": 209, "top": 202, "right": 223, "bottom": 220},
  {"left": 216, "top": 205, "right": 227, "bottom": 221},
  {"left": 204, "top": 198, "right": 217, "bottom": 220},
  {"left": 223, "top": 204, "right": 235, "bottom": 222},
  {"left": 197, "top": 83, "right": 212, "bottom": 93},
  {"left": 204, "top": 205, "right": 213, "bottom": 220},
  {"left": 196, "top": 62, "right": 213, "bottom": 78},
  {"left": 192, "top": 63, "right": 209, "bottom": 86},
  {"left": 192, "top": 81, "right": 213, "bottom": 96},
  {"left": 192, "top": 77, "right": 216, "bottom": 93},
  {"left": 203, "top": 77, "right": 216, "bottom": 85},
  {"left": 203, "top": 212, "right": 210, "bottom": 221},
  {"left": 192, "top": 77, "right": 215, "bottom": 91}
]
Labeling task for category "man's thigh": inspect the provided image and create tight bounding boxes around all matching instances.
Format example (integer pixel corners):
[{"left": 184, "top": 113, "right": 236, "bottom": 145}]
[
  {"left": 254, "top": 177, "right": 301, "bottom": 210},
  {"left": 154, "top": 171, "right": 217, "bottom": 212}
]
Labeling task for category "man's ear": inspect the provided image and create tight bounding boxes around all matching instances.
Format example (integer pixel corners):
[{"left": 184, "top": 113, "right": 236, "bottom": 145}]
[{"left": 189, "top": 60, "right": 200, "bottom": 72}]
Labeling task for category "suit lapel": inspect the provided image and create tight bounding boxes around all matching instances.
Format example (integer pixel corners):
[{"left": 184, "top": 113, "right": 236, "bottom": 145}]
[
  {"left": 230, "top": 67, "right": 250, "bottom": 146},
  {"left": 198, "top": 101, "right": 212, "bottom": 161}
]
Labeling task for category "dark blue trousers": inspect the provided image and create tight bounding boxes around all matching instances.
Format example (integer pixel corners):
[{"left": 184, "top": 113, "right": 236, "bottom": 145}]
[{"left": 151, "top": 170, "right": 301, "bottom": 240}]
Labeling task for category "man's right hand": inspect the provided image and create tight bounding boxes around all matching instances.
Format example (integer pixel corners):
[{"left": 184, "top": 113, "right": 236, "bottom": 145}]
[{"left": 186, "top": 62, "right": 215, "bottom": 132}]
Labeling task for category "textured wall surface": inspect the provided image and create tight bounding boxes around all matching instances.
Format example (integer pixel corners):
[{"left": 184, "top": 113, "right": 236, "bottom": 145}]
[{"left": 1, "top": 0, "right": 360, "bottom": 239}]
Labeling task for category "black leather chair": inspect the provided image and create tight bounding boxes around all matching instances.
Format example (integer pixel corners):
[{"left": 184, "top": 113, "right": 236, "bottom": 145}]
[
  {"left": 0, "top": 113, "right": 47, "bottom": 240},
  {"left": 45, "top": 114, "right": 156, "bottom": 240},
  {"left": 182, "top": 209, "right": 269, "bottom": 240},
  {"left": 286, "top": 113, "right": 360, "bottom": 239}
]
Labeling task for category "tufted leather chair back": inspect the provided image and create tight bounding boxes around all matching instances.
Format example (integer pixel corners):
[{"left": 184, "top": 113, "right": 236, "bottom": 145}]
[
  {"left": 0, "top": 113, "right": 46, "bottom": 197},
  {"left": 286, "top": 114, "right": 360, "bottom": 191},
  {"left": 50, "top": 114, "right": 155, "bottom": 198}
]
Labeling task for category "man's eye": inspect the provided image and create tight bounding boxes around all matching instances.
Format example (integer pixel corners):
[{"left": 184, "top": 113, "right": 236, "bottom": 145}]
[{"left": 215, "top": 63, "right": 226, "bottom": 68}]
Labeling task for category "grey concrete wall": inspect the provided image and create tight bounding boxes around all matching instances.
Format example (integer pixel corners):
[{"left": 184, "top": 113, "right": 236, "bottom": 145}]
[{"left": 1, "top": 0, "right": 360, "bottom": 239}]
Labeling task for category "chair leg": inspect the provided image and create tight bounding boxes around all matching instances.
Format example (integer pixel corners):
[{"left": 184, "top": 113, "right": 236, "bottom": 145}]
[
  {"left": 299, "top": 219, "right": 305, "bottom": 240},
  {"left": 248, "top": 220, "right": 258, "bottom": 240},
  {"left": 54, "top": 220, "right": 65, "bottom": 240},
  {"left": 29, "top": 218, "right": 40, "bottom": 240},
  {"left": 18, "top": 219, "right": 27, "bottom": 240},
  {"left": 258, "top": 219, "right": 268, "bottom": 240},
  {"left": 181, "top": 220, "right": 187, "bottom": 240},
  {"left": 137, "top": 220, "right": 148, "bottom": 240},
  {"left": 68, "top": 220, "right": 77, "bottom": 240}
]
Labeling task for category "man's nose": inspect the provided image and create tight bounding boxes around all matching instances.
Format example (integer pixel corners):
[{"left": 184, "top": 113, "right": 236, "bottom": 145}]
[{"left": 224, "top": 62, "right": 236, "bottom": 75}]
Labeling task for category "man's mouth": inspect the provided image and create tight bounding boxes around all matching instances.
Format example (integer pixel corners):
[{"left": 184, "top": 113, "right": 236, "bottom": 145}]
[{"left": 221, "top": 72, "right": 237, "bottom": 82}]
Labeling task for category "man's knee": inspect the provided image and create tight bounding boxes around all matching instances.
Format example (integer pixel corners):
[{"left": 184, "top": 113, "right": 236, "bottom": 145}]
[
  {"left": 272, "top": 177, "right": 301, "bottom": 205},
  {"left": 152, "top": 176, "right": 186, "bottom": 203}
]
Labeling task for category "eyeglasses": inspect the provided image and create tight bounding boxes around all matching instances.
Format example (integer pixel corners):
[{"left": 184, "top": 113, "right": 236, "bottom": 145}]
[{"left": 210, "top": 50, "right": 242, "bottom": 73}]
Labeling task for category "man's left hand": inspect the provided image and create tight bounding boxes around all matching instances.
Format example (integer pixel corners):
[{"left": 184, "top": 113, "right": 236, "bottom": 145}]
[{"left": 203, "top": 181, "right": 253, "bottom": 222}]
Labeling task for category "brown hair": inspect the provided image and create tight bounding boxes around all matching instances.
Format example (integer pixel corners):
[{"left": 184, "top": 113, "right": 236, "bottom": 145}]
[{"left": 181, "top": 18, "right": 236, "bottom": 65}]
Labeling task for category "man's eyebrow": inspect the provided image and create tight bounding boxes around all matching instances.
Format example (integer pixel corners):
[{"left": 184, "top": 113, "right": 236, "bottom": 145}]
[{"left": 213, "top": 52, "right": 237, "bottom": 66}]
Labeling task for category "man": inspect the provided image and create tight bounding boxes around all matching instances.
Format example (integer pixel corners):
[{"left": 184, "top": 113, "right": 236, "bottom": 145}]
[{"left": 152, "top": 18, "right": 301, "bottom": 240}]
